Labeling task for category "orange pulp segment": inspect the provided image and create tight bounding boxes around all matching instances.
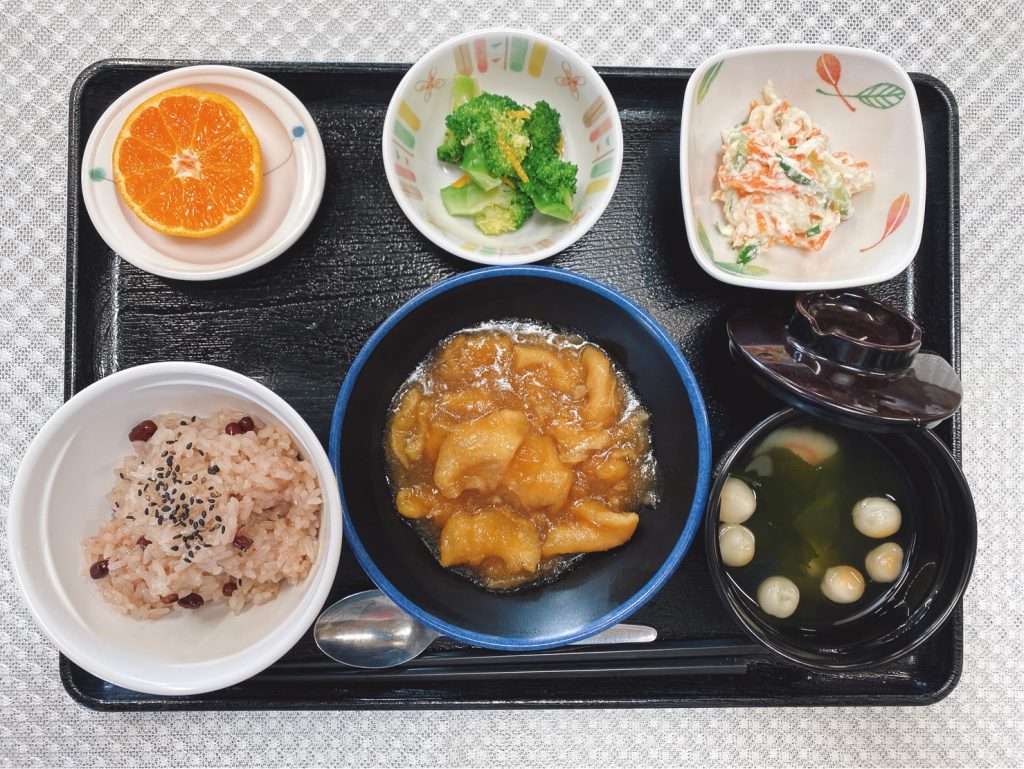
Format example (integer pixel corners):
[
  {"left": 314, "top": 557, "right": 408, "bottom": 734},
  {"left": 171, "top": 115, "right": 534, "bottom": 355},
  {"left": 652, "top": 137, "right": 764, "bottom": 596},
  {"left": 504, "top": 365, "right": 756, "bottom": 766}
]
[{"left": 112, "top": 87, "right": 262, "bottom": 238}]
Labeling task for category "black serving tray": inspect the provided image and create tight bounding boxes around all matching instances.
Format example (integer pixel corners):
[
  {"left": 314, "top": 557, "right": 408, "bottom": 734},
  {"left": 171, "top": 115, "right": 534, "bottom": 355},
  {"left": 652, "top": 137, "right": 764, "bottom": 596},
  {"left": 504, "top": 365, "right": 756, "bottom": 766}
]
[{"left": 62, "top": 60, "right": 962, "bottom": 710}]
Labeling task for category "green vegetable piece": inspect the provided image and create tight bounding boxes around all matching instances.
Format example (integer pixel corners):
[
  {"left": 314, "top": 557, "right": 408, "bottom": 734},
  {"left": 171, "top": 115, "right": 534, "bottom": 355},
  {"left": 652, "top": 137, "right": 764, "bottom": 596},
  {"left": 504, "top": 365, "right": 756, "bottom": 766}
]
[
  {"left": 729, "top": 134, "right": 748, "bottom": 172},
  {"left": 444, "top": 92, "right": 530, "bottom": 181},
  {"left": 473, "top": 189, "right": 535, "bottom": 235},
  {"left": 805, "top": 223, "right": 822, "bottom": 237},
  {"left": 436, "top": 130, "right": 463, "bottom": 164},
  {"left": 778, "top": 155, "right": 814, "bottom": 186},
  {"left": 521, "top": 147, "right": 577, "bottom": 222},
  {"left": 736, "top": 242, "right": 760, "bottom": 265},
  {"left": 460, "top": 142, "right": 502, "bottom": 191},
  {"left": 830, "top": 184, "right": 851, "bottom": 217},
  {"left": 792, "top": 488, "right": 841, "bottom": 559},
  {"left": 526, "top": 100, "right": 562, "bottom": 153},
  {"left": 450, "top": 75, "right": 478, "bottom": 110},
  {"left": 440, "top": 182, "right": 516, "bottom": 217}
]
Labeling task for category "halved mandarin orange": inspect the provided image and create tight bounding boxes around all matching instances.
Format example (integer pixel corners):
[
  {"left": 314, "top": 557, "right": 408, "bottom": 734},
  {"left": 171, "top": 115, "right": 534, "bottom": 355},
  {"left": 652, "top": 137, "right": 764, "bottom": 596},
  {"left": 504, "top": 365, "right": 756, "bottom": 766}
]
[{"left": 112, "top": 87, "right": 262, "bottom": 238}]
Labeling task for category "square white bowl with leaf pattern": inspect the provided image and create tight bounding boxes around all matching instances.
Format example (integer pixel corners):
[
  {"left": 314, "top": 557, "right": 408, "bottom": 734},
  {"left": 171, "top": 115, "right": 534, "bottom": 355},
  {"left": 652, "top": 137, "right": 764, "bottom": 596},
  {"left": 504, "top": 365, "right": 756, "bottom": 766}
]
[
  {"left": 383, "top": 28, "right": 622, "bottom": 265},
  {"left": 680, "top": 45, "right": 925, "bottom": 290}
]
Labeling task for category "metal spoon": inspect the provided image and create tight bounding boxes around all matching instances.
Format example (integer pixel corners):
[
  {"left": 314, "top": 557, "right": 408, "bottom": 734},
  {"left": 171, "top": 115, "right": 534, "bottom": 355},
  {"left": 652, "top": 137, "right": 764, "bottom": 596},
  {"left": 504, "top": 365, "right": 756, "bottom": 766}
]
[{"left": 314, "top": 589, "right": 658, "bottom": 669}]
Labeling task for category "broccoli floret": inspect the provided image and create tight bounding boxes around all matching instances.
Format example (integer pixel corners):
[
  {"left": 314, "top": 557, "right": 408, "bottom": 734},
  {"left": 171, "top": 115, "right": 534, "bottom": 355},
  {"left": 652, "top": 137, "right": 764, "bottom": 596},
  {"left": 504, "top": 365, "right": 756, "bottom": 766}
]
[
  {"left": 473, "top": 188, "right": 535, "bottom": 235},
  {"left": 437, "top": 129, "right": 463, "bottom": 164},
  {"left": 526, "top": 100, "right": 562, "bottom": 153},
  {"left": 443, "top": 93, "right": 530, "bottom": 180},
  {"left": 521, "top": 148, "right": 578, "bottom": 222}
]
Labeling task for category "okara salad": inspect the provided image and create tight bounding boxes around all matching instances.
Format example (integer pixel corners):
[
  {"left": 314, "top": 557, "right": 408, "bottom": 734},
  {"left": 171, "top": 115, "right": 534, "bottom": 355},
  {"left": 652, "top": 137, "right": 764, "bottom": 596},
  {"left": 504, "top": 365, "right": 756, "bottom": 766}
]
[
  {"left": 436, "top": 75, "right": 578, "bottom": 235},
  {"left": 714, "top": 82, "right": 874, "bottom": 265}
]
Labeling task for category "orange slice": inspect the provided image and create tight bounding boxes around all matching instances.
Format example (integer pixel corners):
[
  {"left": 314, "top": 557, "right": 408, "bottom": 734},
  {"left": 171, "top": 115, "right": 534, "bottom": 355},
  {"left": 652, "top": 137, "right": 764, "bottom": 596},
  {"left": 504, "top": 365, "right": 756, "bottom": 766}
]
[{"left": 112, "top": 87, "right": 262, "bottom": 238}]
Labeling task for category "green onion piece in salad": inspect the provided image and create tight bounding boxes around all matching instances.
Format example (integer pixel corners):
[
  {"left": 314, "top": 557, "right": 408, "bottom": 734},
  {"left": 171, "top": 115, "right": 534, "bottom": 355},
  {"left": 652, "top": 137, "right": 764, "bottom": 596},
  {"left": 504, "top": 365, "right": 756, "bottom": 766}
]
[
  {"left": 805, "top": 224, "right": 822, "bottom": 237},
  {"left": 737, "top": 242, "right": 761, "bottom": 265},
  {"left": 777, "top": 155, "right": 814, "bottom": 186}
]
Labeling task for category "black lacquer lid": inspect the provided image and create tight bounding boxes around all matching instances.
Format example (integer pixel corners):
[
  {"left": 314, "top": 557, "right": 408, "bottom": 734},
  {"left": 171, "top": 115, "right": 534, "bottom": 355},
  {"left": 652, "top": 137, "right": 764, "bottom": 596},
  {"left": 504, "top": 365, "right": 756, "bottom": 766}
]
[{"left": 728, "top": 290, "right": 962, "bottom": 432}]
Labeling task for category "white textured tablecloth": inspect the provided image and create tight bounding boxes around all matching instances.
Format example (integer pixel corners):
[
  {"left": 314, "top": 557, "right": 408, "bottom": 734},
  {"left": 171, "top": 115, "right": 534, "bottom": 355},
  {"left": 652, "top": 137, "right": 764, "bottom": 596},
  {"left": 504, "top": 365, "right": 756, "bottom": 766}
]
[{"left": 2, "top": 1, "right": 1022, "bottom": 766}]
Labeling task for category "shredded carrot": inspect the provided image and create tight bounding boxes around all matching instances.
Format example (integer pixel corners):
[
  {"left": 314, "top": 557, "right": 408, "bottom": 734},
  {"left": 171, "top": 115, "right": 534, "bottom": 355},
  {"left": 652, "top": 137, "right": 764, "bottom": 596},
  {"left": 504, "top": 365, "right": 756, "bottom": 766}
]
[
  {"left": 506, "top": 110, "right": 531, "bottom": 119},
  {"left": 746, "top": 141, "right": 772, "bottom": 159},
  {"left": 557, "top": 134, "right": 564, "bottom": 156},
  {"left": 451, "top": 173, "right": 472, "bottom": 189},
  {"left": 501, "top": 176, "right": 517, "bottom": 188},
  {"left": 497, "top": 137, "right": 529, "bottom": 183}
]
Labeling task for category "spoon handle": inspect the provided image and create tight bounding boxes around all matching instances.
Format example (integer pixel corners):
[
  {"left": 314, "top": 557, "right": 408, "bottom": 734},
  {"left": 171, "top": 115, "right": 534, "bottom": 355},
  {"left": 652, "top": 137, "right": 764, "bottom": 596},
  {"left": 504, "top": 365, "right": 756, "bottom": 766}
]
[{"left": 570, "top": 622, "right": 657, "bottom": 645}]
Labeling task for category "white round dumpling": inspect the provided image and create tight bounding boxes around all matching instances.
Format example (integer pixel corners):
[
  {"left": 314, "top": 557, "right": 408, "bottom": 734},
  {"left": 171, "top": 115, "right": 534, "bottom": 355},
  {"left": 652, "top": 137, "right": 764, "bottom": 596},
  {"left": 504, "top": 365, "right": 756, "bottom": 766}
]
[
  {"left": 719, "top": 476, "right": 756, "bottom": 524},
  {"left": 865, "top": 542, "right": 904, "bottom": 583},
  {"left": 821, "top": 565, "right": 866, "bottom": 604},
  {"left": 852, "top": 497, "right": 902, "bottom": 538},
  {"left": 757, "top": 576, "right": 800, "bottom": 618},
  {"left": 719, "top": 523, "right": 755, "bottom": 567}
]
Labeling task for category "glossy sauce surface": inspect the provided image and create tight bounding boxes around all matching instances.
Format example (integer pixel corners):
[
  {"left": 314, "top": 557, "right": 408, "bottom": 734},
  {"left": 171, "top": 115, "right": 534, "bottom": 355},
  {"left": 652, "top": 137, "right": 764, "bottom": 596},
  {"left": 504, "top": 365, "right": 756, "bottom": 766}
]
[{"left": 385, "top": 322, "right": 657, "bottom": 590}]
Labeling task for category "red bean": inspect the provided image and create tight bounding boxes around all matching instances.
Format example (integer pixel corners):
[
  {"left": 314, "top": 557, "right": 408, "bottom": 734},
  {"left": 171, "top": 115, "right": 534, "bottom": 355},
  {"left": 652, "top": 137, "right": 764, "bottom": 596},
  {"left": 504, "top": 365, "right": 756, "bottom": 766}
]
[
  {"left": 128, "top": 420, "right": 157, "bottom": 442},
  {"left": 177, "top": 593, "right": 204, "bottom": 609},
  {"left": 89, "top": 559, "right": 109, "bottom": 579},
  {"left": 225, "top": 422, "right": 241, "bottom": 435},
  {"left": 222, "top": 581, "right": 237, "bottom": 596},
  {"left": 233, "top": 534, "right": 253, "bottom": 551},
  {"left": 136, "top": 536, "right": 151, "bottom": 549},
  {"left": 160, "top": 593, "right": 178, "bottom": 604},
  {"left": 237, "top": 416, "right": 255, "bottom": 433}
]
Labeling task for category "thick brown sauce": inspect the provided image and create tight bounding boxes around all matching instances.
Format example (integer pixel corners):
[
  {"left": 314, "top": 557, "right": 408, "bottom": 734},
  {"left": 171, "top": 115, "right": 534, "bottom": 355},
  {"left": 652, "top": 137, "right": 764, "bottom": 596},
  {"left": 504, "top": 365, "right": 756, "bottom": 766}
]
[{"left": 384, "top": 322, "right": 657, "bottom": 590}]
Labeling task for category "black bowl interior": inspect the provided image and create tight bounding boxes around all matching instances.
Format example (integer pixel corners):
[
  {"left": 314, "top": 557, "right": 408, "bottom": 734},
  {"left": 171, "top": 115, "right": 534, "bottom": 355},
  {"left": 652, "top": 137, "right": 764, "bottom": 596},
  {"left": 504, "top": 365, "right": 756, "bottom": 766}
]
[
  {"left": 705, "top": 409, "right": 976, "bottom": 670},
  {"left": 338, "top": 272, "right": 705, "bottom": 644}
]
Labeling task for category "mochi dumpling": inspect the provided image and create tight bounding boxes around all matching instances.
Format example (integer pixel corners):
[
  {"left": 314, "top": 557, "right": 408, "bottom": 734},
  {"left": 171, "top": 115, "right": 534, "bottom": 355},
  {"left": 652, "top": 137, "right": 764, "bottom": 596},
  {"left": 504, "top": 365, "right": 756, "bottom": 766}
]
[
  {"left": 541, "top": 499, "right": 639, "bottom": 557},
  {"left": 434, "top": 409, "right": 529, "bottom": 499}
]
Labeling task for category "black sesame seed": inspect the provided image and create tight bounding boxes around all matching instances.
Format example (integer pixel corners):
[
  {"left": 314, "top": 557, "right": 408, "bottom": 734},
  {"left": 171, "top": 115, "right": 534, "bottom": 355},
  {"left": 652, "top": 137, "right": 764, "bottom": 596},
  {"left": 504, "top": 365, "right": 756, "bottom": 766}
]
[
  {"left": 208, "top": 465, "right": 220, "bottom": 475},
  {"left": 137, "top": 489, "right": 142, "bottom": 497},
  {"left": 190, "top": 416, "right": 196, "bottom": 422},
  {"left": 215, "top": 516, "right": 222, "bottom": 522},
  {"left": 125, "top": 515, "right": 134, "bottom": 520},
  {"left": 161, "top": 505, "right": 170, "bottom": 512},
  {"left": 171, "top": 545, "right": 179, "bottom": 551},
  {"left": 185, "top": 442, "right": 192, "bottom": 450},
  {"left": 183, "top": 558, "right": 191, "bottom": 564},
  {"left": 165, "top": 440, "right": 174, "bottom": 445},
  {"left": 118, "top": 472, "right": 125, "bottom": 479}
]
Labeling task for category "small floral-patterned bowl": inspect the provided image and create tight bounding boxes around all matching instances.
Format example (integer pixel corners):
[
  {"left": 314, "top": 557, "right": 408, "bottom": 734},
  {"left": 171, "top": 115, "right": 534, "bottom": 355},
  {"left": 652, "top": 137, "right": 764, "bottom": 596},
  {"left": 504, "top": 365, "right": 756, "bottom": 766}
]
[
  {"left": 680, "top": 45, "right": 925, "bottom": 291},
  {"left": 383, "top": 28, "right": 623, "bottom": 265}
]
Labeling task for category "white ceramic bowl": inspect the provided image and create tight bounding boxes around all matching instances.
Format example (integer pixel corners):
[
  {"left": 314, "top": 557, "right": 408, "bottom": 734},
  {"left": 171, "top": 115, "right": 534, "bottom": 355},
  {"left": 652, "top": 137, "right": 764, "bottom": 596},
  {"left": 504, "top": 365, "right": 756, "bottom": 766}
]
[
  {"left": 681, "top": 45, "right": 925, "bottom": 290},
  {"left": 8, "top": 362, "right": 342, "bottom": 695},
  {"left": 383, "top": 28, "right": 623, "bottom": 265},
  {"left": 80, "top": 65, "right": 326, "bottom": 281}
]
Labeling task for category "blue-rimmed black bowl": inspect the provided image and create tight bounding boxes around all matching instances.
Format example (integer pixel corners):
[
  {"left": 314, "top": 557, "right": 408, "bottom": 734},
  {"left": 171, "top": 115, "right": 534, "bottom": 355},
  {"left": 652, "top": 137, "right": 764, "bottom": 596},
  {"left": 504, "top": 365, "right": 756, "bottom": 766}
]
[{"left": 329, "top": 266, "right": 711, "bottom": 650}]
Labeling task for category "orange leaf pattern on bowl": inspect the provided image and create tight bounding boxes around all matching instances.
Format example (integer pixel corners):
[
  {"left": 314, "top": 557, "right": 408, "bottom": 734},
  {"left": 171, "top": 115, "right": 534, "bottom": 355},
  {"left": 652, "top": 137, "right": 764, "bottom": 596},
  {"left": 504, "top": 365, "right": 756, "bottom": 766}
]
[
  {"left": 816, "top": 54, "right": 856, "bottom": 112},
  {"left": 860, "top": 193, "right": 910, "bottom": 253}
]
